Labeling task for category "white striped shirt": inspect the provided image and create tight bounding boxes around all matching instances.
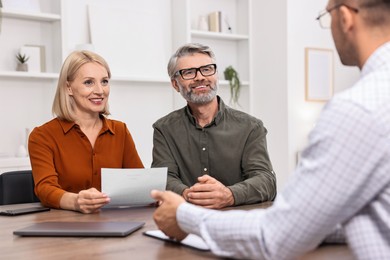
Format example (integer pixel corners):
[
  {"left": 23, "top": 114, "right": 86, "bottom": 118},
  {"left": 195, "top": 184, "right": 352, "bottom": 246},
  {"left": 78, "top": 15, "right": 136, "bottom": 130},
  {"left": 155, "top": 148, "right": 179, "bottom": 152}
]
[{"left": 177, "top": 41, "right": 390, "bottom": 260}]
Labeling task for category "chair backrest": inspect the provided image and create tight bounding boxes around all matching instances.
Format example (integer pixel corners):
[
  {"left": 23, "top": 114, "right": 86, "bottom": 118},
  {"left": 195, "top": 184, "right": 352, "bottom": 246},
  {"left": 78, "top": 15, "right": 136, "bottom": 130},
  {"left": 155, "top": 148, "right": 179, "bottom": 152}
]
[{"left": 0, "top": 170, "right": 40, "bottom": 205}]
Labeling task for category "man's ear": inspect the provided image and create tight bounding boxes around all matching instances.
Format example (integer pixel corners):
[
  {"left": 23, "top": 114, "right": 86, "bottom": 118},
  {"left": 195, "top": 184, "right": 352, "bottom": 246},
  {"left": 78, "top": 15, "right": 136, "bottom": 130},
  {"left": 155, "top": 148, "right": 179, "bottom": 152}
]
[
  {"left": 339, "top": 5, "right": 355, "bottom": 33},
  {"left": 171, "top": 79, "right": 180, "bottom": 92}
]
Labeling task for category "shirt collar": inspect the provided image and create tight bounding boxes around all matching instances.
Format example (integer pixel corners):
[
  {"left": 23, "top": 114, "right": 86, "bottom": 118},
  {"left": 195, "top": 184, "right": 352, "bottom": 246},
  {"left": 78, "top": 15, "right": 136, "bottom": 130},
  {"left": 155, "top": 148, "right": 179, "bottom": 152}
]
[
  {"left": 57, "top": 115, "right": 115, "bottom": 135},
  {"left": 361, "top": 41, "right": 390, "bottom": 77},
  {"left": 184, "top": 96, "right": 225, "bottom": 127}
]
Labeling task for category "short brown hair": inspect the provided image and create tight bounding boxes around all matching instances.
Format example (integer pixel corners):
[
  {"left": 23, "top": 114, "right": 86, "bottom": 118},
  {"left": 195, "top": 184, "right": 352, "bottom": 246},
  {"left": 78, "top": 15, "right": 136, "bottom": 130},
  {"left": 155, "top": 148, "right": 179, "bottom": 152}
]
[{"left": 358, "top": 0, "right": 390, "bottom": 26}]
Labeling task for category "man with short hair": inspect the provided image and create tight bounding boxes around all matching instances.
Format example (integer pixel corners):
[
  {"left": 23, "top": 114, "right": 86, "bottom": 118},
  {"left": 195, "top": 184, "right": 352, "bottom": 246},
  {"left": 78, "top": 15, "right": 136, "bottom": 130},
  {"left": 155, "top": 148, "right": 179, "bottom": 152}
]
[
  {"left": 151, "top": 0, "right": 390, "bottom": 259},
  {"left": 152, "top": 43, "right": 276, "bottom": 209}
]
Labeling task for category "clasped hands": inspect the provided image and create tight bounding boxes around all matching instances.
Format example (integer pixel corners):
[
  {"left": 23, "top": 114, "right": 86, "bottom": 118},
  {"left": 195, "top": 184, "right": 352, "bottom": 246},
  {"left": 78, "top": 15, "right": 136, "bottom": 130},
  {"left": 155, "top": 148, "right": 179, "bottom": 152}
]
[{"left": 182, "top": 174, "right": 234, "bottom": 209}]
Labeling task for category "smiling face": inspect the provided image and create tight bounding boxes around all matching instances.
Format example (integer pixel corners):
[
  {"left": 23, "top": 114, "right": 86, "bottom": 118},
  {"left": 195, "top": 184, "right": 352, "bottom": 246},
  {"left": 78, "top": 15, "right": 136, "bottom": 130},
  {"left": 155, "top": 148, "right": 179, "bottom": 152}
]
[
  {"left": 66, "top": 62, "right": 110, "bottom": 118},
  {"left": 172, "top": 53, "right": 218, "bottom": 105}
]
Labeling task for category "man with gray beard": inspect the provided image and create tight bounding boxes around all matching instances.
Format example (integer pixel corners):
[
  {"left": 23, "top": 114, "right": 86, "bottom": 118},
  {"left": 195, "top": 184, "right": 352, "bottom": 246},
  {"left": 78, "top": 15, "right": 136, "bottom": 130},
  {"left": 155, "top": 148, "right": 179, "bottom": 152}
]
[{"left": 151, "top": 43, "right": 276, "bottom": 209}]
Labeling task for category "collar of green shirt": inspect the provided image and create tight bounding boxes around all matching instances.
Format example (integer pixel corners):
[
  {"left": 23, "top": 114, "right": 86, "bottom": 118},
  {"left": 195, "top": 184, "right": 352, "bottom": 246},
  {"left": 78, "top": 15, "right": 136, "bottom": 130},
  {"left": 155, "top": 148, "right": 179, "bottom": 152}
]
[{"left": 184, "top": 95, "right": 225, "bottom": 128}]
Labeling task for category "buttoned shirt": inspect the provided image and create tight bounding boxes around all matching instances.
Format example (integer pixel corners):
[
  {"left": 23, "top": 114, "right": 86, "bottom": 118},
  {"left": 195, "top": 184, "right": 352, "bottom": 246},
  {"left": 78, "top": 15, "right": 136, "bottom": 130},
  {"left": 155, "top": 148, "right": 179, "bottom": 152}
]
[
  {"left": 29, "top": 117, "right": 144, "bottom": 208},
  {"left": 177, "top": 42, "right": 390, "bottom": 259},
  {"left": 152, "top": 97, "right": 276, "bottom": 205}
]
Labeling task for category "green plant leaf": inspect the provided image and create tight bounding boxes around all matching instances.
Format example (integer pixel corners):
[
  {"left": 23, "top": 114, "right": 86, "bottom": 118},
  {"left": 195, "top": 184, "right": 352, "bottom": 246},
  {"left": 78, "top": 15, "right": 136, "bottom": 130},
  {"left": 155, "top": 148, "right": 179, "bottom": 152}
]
[
  {"left": 16, "top": 53, "right": 29, "bottom": 64},
  {"left": 223, "top": 66, "right": 241, "bottom": 106}
]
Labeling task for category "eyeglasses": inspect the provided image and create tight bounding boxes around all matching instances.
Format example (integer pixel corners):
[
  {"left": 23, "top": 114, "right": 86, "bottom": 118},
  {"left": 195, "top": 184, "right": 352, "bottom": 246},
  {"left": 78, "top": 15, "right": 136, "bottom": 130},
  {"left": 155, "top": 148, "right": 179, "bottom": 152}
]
[
  {"left": 316, "top": 3, "right": 359, "bottom": 29},
  {"left": 175, "top": 64, "right": 217, "bottom": 80}
]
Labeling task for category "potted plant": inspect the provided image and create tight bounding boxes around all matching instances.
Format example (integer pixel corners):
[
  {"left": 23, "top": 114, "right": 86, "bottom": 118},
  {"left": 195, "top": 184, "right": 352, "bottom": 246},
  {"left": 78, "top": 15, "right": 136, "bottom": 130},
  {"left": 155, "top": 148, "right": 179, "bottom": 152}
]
[
  {"left": 223, "top": 66, "right": 241, "bottom": 106},
  {"left": 16, "top": 53, "right": 29, "bottom": 72}
]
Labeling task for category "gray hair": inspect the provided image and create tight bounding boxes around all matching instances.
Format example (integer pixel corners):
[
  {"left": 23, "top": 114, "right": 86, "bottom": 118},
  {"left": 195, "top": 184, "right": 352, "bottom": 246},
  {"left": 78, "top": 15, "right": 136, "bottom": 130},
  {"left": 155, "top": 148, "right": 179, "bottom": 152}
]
[{"left": 167, "top": 43, "right": 216, "bottom": 79}]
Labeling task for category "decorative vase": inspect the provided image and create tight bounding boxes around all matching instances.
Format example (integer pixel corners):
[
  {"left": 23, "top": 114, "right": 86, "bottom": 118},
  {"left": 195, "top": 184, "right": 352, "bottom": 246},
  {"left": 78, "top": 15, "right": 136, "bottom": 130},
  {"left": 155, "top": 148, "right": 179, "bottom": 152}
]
[
  {"left": 16, "top": 63, "right": 28, "bottom": 72},
  {"left": 198, "top": 16, "right": 209, "bottom": 31}
]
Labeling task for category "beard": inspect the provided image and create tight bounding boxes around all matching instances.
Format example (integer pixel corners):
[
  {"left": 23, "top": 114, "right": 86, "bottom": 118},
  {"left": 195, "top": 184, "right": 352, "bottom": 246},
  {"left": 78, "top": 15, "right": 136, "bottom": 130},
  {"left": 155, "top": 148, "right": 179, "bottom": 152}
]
[{"left": 177, "top": 81, "right": 218, "bottom": 104}]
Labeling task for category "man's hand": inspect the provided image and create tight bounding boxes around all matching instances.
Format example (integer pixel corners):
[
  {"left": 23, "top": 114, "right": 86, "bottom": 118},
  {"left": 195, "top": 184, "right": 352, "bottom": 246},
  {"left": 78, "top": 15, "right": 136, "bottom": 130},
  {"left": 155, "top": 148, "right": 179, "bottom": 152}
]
[
  {"left": 187, "top": 175, "right": 235, "bottom": 209},
  {"left": 151, "top": 190, "right": 188, "bottom": 241},
  {"left": 182, "top": 188, "right": 190, "bottom": 201}
]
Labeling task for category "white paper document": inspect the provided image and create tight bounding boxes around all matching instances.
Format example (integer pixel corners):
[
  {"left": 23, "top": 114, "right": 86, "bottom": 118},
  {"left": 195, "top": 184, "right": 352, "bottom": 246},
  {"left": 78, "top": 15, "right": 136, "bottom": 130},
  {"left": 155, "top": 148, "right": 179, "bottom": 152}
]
[{"left": 101, "top": 167, "right": 167, "bottom": 207}]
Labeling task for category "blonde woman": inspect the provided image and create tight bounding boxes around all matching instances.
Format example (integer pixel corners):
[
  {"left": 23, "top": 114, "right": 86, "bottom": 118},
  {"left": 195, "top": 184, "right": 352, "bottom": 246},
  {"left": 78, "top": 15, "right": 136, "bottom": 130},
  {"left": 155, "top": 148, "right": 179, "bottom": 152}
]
[{"left": 29, "top": 51, "right": 144, "bottom": 213}]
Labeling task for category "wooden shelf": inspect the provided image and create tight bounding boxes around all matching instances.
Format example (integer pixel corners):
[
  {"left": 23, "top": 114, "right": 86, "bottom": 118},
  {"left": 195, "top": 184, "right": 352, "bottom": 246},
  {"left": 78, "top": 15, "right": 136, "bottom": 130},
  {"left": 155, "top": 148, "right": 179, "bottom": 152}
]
[
  {"left": 191, "top": 30, "right": 249, "bottom": 41},
  {"left": 2, "top": 9, "right": 61, "bottom": 22}
]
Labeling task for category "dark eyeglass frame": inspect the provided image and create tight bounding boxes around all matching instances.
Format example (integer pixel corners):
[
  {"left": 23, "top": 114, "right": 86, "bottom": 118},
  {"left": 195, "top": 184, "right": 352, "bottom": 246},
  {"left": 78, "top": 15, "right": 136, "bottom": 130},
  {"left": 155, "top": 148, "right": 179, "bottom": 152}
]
[
  {"left": 316, "top": 3, "right": 359, "bottom": 28},
  {"left": 175, "top": 64, "right": 217, "bottom": 80}
]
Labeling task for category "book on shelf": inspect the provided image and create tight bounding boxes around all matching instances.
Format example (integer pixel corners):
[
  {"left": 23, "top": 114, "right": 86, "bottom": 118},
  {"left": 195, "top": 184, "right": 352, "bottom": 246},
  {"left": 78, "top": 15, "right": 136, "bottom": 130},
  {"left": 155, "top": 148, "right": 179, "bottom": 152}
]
[{"left": 208, "top": 11, "right": 221, "bottom": 32}]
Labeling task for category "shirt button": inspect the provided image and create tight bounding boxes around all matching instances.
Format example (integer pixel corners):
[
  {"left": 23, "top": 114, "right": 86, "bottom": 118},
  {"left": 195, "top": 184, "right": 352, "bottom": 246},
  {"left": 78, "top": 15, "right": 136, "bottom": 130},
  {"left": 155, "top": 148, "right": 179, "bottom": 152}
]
[
  {"left": 202, "top": 147, "right": 206, "bottom": 151},
  {"left": 203, "top": 168, "right": 208, "bottom": 172}
]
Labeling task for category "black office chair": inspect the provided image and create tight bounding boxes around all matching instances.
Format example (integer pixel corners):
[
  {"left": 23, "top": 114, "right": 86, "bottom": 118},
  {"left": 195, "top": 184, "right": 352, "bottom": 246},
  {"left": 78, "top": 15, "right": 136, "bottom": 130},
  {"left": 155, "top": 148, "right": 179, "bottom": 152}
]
[{"left": 0, "top": 170, "right": 40, "bottom": 205}]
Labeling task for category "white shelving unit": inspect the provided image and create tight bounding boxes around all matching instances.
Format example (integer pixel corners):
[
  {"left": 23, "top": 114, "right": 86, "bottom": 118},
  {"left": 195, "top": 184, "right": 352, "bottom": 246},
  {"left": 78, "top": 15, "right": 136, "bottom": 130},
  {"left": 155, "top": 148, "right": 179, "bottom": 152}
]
[
  {"left": 0, "top": 0, "right": 62, "bottom": 172},
  {"left": 0, "top": 1, "right": 63, "bottom": 75}
]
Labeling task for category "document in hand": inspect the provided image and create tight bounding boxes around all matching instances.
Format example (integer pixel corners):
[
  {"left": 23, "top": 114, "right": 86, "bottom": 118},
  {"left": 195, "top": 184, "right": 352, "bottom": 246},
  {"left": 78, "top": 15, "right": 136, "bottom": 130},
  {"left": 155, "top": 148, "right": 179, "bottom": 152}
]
[{"left": 101, "top": 167, "right": 167, "bottom": 207}]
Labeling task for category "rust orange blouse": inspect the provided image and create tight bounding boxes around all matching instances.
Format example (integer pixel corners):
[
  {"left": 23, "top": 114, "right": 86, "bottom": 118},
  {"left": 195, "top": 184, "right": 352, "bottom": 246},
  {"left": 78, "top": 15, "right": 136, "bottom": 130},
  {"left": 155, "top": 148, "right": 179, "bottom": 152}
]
[{"left": 28, "top": 117, "right": 144, "bottom": 208}]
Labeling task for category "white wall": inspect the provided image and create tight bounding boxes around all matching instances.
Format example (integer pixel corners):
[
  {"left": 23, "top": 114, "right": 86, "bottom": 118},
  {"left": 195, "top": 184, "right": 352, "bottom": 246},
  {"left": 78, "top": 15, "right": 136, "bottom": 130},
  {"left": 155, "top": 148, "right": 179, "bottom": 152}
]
[
  {"left": 0, "top": 79, "right": 55, "bottom": 157},
  {"left": 251, "top": 0, "right": 360, "bottom": 191},
  {"left": 287, "top": 0, "right": 360, "bottom": 182},
  {"left": 251, "top": 1, "right": 289, "bottom": 191}
]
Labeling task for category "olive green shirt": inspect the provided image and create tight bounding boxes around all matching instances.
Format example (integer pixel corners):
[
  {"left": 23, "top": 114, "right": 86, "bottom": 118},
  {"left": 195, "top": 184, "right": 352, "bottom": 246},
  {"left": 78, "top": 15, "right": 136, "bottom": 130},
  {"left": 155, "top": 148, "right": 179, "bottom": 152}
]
[{"left": 152, "top": 97, "right": 276, "bottom": 205}]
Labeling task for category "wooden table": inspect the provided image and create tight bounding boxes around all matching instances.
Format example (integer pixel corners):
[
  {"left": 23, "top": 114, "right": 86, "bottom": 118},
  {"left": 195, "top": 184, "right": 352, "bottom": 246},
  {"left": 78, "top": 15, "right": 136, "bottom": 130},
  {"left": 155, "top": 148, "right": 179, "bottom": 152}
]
[{"left": 0, "top": 203, "right": 354, "bottom": 259}]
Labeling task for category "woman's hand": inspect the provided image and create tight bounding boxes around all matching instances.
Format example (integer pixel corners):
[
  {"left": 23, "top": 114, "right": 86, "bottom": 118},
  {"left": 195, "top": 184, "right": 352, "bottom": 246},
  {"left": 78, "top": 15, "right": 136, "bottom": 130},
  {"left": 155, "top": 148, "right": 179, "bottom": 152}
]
[
  {"left": 75, "top": 188, "right": 110, "bottom": 213},
  {"left": 60, "top": 188, "right": 110, "bottom": 214}
]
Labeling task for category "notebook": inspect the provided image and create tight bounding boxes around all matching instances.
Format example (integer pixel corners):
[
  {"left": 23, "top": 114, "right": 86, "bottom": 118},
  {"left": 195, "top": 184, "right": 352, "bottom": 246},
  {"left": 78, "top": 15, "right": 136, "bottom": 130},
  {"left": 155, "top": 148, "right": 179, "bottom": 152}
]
[{"left": 14, "top": 221, "right": 145, "bottom": 237}]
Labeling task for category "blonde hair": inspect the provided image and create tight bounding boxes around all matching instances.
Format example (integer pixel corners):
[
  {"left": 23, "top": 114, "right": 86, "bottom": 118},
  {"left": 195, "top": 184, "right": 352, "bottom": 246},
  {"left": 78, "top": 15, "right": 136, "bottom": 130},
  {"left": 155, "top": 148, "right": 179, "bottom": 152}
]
[{"left": 52, "top": 50, "right": 111, "bottom": 121}]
